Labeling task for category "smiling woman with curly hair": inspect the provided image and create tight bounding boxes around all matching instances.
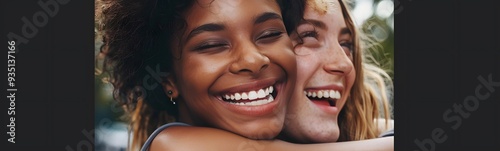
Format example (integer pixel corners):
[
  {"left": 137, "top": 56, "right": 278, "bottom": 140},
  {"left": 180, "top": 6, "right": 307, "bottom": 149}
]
[{"left": 96, "top": 0, "right": 393, "bottom": 151}]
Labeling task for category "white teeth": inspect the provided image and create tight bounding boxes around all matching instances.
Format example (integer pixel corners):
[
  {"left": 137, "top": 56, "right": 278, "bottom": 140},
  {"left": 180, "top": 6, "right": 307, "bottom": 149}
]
[
  {"left": 235, "top": 93, "right": 241, "bottom": 100},
  {"left": 222, "top": 85, "right": 274, "bottom": 102},
  {"left": 305, "top": 90, "right": 341, "bottom": 99},
  {"left": 248, "top": 91, "right": 257, "bottom": 100},
  {"left": 229, "top": 95, "right": 275, "bottom": 106},
  {"left": 257, "top": 89, "right": 266, "bottom": 98},
  {"left": 241, "top": 92, "right": 248, "bottom": 100}
]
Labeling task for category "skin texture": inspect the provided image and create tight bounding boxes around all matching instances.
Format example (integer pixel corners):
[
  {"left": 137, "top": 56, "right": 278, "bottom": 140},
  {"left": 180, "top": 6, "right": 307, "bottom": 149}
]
[
  {"left": 282, "top": 0, "right": 356, "bottom": 143},
  {"left": 165, "top": 0, "right": 297, "bottom": 140}
]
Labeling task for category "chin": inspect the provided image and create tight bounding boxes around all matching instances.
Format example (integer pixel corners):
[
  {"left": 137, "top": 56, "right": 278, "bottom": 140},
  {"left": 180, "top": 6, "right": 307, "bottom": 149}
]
[
  {"left": 307, "top": 128, "right": 340, "bottom": 143},
  {"left": 247, "top": 129, "right": 281, "bottom": 140},
  {"left": 237, "top": 116, "right": 285, "bottom": 140},
  {"left": 285, "top": 120, "right": 340, "bottom": 144}
]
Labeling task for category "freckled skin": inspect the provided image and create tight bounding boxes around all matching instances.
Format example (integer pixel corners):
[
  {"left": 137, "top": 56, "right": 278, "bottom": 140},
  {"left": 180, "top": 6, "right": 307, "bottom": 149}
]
[
  {"left": 282, "top": 0, "right": 356, "bottom": 143},
  {"left": 171, "top": 0, "right": 297, "bottom": 139}
]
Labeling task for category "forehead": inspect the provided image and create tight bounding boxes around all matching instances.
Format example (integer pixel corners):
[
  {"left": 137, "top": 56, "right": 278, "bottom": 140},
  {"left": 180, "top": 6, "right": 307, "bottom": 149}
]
[
  {"left": 306, "top": 0, "right": 340, "bottom": 15},
  {"left": 187, "top": 0, "right": 280, "bottom": 15},
  {"left": 184, "top": 0, "right": 281, "bottom": 25},
  {"left": 195, "top": 0, "right": 277, "bottom": 5},
  {"left": 304, "top": 0, "right": 345, "bottom": 27}
]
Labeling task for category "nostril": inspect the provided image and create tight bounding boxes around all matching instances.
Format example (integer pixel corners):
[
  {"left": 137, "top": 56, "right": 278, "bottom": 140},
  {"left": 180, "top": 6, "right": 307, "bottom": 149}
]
[
  {"left": 323, "top": 59, "right": 353, "bottom": 75},
  {"left": 237, "top": 64, "right": 268, "bottom": 74},
  {"left": 238, "top": 68, "right": 253, "bottom": 73},
  {"left": 229, "top": 50, "right": 270, "bottom": 74},
  {"left": 260, "top": 64, "right": 269, "bottom": 72}
]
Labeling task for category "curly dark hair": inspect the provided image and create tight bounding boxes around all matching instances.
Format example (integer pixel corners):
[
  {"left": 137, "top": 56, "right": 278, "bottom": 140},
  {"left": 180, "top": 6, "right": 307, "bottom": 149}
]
[{"left": 96, "top": 0, "right": 304, "bottom": 149}]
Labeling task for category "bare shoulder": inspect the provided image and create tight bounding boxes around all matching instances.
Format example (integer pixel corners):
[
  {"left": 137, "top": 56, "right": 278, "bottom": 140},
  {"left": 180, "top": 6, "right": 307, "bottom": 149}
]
[
  {"left": 149, "top": 126, "right": 394, "bottom": 151},
  {"left": 149, "top": 126, "right": 185, "bottom": 151}
]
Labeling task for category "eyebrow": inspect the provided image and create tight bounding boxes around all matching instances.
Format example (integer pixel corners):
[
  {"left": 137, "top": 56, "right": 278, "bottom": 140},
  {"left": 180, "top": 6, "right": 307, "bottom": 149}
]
[
  {"left": 185, "top": 12, "right": 282, "bottom": 42},
  {"left": 299, "top": 19, "right": 352, "bottom": 35},
  {"left": 186, "top": 23, "right": 225, "bottom": 42},
  {"left": 254, "top": 12, "right": 283, "bottom": 24},
  {"left": 300, "top": 19, "right": 327, "bottom": 30},
  {"left": 340, "top": 27, "right": 351, "bottom": 35}
]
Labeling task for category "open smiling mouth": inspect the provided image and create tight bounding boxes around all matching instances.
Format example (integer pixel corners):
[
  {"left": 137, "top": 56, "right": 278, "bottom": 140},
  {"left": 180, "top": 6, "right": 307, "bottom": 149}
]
[
  {"left": 221, "top": 85, "right": 277, "bottom": 106},
  {"left": 304, "top": 90, "right": 341, "bottom": 107}
]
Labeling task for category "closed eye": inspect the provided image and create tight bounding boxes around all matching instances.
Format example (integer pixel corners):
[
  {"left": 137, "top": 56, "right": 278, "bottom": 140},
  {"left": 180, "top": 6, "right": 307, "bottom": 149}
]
[
  {"left": 340, "top": 41, "right": 354, "bottom": 54},
  {"left": 299, "top": 30, "right": 318, "bottom": 39},
  {"left": 256, "top": 30, "right": 284, "bottom": 44},
  {"left": 193, "top": 41, "right": 229, "bottom": 52},
  {"left": 295, "top": 29, "right": 319, "bottom": 45}
]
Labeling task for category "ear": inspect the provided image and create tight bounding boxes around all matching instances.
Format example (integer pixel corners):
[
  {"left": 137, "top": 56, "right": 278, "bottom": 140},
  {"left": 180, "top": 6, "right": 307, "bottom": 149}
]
[{"left": 162, "top": 75, "right": 179, "bottom": 99}]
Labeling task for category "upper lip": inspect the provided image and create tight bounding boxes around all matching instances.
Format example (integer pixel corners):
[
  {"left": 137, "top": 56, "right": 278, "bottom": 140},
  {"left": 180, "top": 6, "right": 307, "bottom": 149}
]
[{"left": 217, "top": 78, "right": 278, "bottom": 96}]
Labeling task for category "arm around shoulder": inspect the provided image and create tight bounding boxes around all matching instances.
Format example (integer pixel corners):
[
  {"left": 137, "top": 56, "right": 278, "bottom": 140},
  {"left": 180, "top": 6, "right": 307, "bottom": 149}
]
[
  {"left": 150, "top": 126, "right": 394, "bottom": 151},
  {"left": 150, "top": 126, "right": 268, "bottom": 151}
]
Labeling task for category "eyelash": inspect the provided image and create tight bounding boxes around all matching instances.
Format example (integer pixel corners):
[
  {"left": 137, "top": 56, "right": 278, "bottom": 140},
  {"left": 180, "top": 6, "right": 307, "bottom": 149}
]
[
  {"left": 299, "top": 30, "right": 319, "bottom": 39},
  {"left": 340, "top": 42, "right": 354, "bottom": 53},
  {"left": 296, "top": 29, "right": 354, "bottom": 54},
  {"left": 193, "top": 30, "right": 283, "bottom": 51},
  {"left": 194, "top": 41, "right": 228, "bottom": 51},
  {"left": 293, "top": 29, "right": 319, "bottom": 46},
  {"left": 258, "top": 30, "right": 283, "bottom": 40}
]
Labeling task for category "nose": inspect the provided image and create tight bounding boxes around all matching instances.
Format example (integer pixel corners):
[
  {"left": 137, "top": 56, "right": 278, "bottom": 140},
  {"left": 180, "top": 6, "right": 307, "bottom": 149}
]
[
  {"left": 229, "top": 43, "right": 270, "bottom": 75},
  {"left": 322, "top": 42, "right": 353, "bottom": 75}
]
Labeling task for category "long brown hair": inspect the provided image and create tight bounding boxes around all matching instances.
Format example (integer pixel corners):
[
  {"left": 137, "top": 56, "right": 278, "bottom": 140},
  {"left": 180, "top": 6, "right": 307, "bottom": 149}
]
[{"left": 335, "top": 0, "right": 393, "bottom": 141}]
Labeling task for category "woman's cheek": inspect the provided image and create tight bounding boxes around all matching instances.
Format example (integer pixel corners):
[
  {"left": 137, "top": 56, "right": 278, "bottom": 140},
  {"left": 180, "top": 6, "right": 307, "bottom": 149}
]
[{"left": 296, "top": 55, "right": 317, "bottom": 85}]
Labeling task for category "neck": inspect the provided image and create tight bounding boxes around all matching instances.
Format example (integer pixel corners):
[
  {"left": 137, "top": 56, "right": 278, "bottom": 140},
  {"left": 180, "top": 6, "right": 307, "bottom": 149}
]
[{"left": 176, "top": 101, "right": 194, "bottom": 125}]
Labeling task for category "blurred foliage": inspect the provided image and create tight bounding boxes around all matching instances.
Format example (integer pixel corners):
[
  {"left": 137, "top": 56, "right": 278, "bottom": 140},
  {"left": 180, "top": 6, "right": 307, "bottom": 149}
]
[{"left": 351, "top": 0, "right": 394, "bottom": 79}]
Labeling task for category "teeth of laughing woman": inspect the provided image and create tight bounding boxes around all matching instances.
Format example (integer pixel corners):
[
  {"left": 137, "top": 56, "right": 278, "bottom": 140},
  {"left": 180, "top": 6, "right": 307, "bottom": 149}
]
[
  {"left": 230, "top": 95, "right": 275, "bottom": 106},
  {"left": 223, "top": 86, "right": 275, "bottom": 101},
  {"left": 323, "top": 90, "right": 329, "bottom": 98},
  {"left": 241, "top": 92, "right": 248, "bottom": 100},
  {"left": 304, "top": 90, "right": 341, "bottom": 99},
  {"left": 257, "top": 89, "right": 266, "bottom": 98},
  {"left": 234, "top": 93, "right": 241, "bottom": 100},
  {"left": 318, "top": 91, "right": 323, "bottom": 98},
  {"left": 248, "top": 91, "right": 258, "bottom": 100}
]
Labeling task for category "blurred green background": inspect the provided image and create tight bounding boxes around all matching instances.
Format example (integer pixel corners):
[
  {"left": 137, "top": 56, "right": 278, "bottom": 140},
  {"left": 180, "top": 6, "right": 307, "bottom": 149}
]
[{"left": 94, "top": 0, "right": 394, "bottom": 150}]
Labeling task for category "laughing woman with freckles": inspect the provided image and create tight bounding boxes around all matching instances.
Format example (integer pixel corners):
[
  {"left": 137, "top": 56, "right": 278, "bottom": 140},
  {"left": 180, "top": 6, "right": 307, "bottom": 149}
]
[
  {"left": 96, "top": 0, "right": 392, "bottom": 151},
  {"left": 280, "top": 0, "right": 394, "bottom": 144}
]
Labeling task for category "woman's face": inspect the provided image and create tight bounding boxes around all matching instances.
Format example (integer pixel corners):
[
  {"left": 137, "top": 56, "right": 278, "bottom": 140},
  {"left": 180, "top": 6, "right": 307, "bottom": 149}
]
[
  {"left": 171, "top": 0, "right": 296, "bottom": 139},
  {"left": 283, "top": 0, "right": 356, "bottom": 143}
]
